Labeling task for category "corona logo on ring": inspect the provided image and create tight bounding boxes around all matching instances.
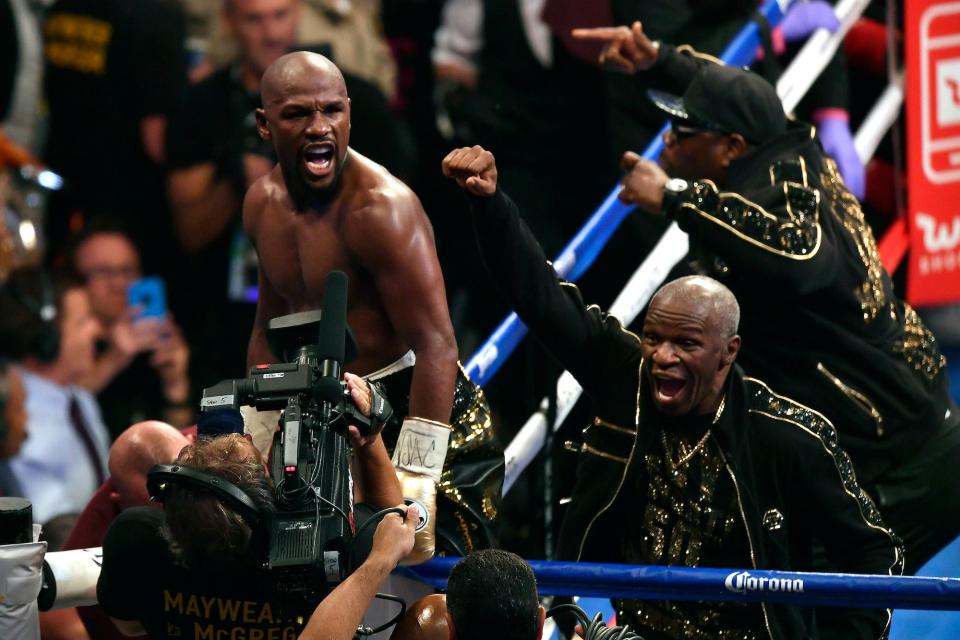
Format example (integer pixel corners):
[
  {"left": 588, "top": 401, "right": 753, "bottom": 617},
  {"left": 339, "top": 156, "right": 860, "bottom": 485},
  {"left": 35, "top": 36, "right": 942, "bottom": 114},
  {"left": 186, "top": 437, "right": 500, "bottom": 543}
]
[{"left": 723, "top": 571, "right": 804, "bottom": 594}]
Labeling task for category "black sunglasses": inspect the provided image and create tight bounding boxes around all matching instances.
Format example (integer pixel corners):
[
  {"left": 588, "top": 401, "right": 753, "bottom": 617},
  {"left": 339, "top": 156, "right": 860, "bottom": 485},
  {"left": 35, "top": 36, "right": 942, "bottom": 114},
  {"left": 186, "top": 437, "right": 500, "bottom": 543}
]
[{"left": 670, "top": 119, "right": 728, "bottom": 140}]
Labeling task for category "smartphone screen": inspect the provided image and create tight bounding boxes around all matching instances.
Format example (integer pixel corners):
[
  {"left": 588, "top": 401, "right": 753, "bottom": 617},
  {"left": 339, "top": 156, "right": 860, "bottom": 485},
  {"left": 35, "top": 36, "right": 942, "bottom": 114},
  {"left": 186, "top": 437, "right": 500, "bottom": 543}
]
[{"left": 128, "top": 277, "right": 167, "bottom": 320}]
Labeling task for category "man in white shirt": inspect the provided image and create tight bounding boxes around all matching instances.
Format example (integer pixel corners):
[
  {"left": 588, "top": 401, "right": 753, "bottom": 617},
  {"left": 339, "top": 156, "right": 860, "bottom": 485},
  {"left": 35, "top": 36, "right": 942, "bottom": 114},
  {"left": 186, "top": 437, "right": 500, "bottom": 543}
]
[{"left": 0, "top": 267, "right": 109, "bottom": 523}]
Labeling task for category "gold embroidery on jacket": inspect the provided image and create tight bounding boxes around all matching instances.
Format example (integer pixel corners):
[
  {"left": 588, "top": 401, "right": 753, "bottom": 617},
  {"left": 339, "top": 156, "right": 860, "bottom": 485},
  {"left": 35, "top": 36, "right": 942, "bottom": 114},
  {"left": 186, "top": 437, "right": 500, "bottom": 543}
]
[
  {"left": 593, "top": 416, "right": 637, "bottom": 435},
  {"left": 894, "top": 303, "right": 946, "bottom": 381},
  {"left": 820, "top": 158, "right": 887, "bottom": 322},
  {"left": 676, "top": 44, "right": 724, "bottom": 65},
  {"left": 581, "top": 443, "right": 629, "bottom": 464},
  {"left": 620, "top": 440, "right": 766, "bottom": 640},
  {"left": 745, "top": 377, "right": 904, "bottom": 637},
  {"left": 769, "top": 156, "right": 808, "bottom": 187},
  {"left": 680, "top": 178, "right": 822, "bottom": 259},
  {"left": 816, "top": 363, "right": 885, "bottom": 437}
]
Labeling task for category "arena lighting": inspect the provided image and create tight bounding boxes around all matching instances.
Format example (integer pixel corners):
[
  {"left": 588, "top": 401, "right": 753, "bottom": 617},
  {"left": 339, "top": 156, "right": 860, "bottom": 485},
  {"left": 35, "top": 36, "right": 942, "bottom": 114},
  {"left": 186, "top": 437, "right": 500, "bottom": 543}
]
[
  {"left": 35, "top": 170, "right": 64, "bottom": 191},
  {"left": 18, "top": 220, "right": 37, "bottom": 251},
  {"left": 17, "top": 165, "right": 64, "bottom": 191}
]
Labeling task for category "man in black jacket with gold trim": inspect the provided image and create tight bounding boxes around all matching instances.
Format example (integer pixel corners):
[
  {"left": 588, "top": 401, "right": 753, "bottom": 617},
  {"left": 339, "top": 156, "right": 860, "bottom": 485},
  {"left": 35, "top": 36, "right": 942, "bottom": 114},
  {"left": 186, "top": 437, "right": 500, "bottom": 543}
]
[
  {"left": 443, "top": 146, "right": 901, "bottom": 640},
  {"left": 574, "top": 23, "right": 960, "bottom": 578}
]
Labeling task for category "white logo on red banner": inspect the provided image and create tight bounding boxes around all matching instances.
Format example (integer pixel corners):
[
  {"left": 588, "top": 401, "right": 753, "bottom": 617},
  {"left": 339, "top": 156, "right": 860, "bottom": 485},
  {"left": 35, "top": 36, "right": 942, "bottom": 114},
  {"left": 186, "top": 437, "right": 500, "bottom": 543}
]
[
  {"left": 937, "top": 58, "right": 960, "bottom": 126},
  {"left": 916, "top": 213, "right": 960, "bottom": 275},
  {"left": 908, "top": 0, "right": 960, "bottom": 304}
]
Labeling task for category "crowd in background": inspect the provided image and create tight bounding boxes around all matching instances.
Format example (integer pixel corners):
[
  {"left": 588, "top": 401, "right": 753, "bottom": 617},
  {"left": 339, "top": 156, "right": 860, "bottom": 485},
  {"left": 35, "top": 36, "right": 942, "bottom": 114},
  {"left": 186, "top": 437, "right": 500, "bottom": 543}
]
[{"left": 1, "top": 0, "right": 960, "bottom": 638}]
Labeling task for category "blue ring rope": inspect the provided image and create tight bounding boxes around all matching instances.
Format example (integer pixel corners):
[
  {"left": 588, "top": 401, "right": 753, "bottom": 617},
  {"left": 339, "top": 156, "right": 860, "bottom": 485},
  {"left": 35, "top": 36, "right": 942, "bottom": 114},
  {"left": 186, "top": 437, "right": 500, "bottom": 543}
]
[{"left": 402, "top": 558, "right": 960, "bottom": 611}]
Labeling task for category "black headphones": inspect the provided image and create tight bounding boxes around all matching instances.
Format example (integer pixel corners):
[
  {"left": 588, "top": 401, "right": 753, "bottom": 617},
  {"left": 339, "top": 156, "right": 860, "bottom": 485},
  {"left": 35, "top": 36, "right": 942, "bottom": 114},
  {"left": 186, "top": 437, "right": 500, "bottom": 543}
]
[
  {"left": 146, "top": 463, "right": 268, "bottom": 555},
  {"left": 7, "top": 270, "right": 60, "bottom": 362},
  {"left": 147, "top": 464, "right": 264, "bottom": 525}
]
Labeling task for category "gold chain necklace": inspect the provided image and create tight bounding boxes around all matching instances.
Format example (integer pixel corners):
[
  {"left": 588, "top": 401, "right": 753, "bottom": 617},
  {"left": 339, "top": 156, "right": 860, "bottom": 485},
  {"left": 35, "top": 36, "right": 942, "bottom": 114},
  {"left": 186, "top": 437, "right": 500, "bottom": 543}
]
[{"left": 660, "top": 396, "right": 726, "bottom": 470}]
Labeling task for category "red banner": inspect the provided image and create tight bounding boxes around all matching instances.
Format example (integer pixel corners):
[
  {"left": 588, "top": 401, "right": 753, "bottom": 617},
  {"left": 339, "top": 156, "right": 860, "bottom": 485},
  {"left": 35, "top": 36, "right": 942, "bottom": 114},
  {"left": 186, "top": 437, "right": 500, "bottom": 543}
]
[{"left": 906, "top": 0, "right": 960, "bottom": 306}]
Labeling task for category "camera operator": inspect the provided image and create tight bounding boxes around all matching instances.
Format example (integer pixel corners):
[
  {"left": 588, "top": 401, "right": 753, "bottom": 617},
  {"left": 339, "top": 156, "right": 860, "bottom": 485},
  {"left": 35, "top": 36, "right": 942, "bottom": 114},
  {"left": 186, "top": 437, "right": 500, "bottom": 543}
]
[{"left": 97, "top": 374, "right": 416, "bottom": 640}]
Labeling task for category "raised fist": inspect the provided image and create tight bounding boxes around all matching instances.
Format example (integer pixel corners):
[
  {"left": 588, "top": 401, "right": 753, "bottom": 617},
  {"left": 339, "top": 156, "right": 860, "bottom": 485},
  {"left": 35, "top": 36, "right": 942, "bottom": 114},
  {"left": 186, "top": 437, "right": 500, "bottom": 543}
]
[{"left": 442, "top": 146, "right": 498, "bottom": 196}]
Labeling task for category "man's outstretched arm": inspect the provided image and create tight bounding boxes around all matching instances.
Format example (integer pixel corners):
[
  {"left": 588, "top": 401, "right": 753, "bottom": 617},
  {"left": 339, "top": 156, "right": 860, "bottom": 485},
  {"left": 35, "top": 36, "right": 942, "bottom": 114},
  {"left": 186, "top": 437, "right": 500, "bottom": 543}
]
[
  {"left": 617, "top": 152, "right": 839, "bottom": 296},
  {"left": 572, "top": 21, "right": 712, "bottom": 94},
  {"left": 298, "top": 506, "right": 418, "bottom": 640},
  {"left": 442, "top": 146, "right": 641, "bottom": 395}
]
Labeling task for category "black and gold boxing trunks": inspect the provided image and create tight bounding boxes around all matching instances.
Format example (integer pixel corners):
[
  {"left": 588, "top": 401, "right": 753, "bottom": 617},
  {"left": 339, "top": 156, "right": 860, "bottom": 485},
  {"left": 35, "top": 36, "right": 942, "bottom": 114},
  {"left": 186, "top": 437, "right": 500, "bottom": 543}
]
[{"left": 367, "top": 351, "right": 504, "bottom": 554}]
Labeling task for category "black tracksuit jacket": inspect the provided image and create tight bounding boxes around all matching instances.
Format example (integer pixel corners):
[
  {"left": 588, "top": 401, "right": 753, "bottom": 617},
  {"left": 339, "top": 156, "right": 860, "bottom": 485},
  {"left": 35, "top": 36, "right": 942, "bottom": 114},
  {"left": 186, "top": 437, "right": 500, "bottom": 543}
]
[{"left": 468, "top": 189, "right": 902, "bottom": 639}]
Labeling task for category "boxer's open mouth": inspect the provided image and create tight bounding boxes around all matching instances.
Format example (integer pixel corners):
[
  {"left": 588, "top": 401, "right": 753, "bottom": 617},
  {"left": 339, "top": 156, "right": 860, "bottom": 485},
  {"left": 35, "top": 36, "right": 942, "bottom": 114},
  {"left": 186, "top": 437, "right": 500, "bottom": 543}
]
[{"left": 304, "top": 143, "right": 335, "bottom": 177}]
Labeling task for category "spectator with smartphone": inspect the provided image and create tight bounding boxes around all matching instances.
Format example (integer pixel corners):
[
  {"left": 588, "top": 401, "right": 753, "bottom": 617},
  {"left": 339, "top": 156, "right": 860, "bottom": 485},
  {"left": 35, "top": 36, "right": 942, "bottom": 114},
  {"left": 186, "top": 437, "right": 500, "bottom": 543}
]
[{"left": 70, "top": 223, "right": 193, "bottom": 438}]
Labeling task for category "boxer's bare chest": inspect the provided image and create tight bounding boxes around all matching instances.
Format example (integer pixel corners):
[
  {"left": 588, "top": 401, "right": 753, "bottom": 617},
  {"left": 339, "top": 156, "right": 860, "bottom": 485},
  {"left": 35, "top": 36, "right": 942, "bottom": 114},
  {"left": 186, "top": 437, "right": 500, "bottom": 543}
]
[{"left": 254, "top": 197, "right": 406, "bottom": 372}]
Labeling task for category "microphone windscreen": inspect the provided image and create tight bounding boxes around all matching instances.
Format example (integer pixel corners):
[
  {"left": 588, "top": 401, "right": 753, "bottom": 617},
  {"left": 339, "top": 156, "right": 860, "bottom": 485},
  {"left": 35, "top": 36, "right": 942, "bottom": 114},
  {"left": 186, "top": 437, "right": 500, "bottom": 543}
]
[
  {"left": 197, "top": 408, "right": 245, "bottom": 438},
  {"left": 318, "top": 271, "right": 348, "bottom": 363}
]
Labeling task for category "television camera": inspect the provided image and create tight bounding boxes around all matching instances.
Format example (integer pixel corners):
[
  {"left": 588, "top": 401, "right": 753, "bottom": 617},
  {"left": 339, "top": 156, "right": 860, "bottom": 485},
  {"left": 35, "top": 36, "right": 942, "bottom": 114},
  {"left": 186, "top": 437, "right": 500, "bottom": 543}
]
[{"left": 165, "top": 271, "right": 389, "bottom": 610}]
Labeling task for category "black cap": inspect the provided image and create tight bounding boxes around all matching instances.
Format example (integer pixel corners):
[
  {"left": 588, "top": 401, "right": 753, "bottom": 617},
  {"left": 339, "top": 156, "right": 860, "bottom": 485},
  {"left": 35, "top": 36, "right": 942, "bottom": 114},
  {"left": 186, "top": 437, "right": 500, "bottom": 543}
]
[{"left": 648, "top": 65, "right": 787, "bottom": 144}]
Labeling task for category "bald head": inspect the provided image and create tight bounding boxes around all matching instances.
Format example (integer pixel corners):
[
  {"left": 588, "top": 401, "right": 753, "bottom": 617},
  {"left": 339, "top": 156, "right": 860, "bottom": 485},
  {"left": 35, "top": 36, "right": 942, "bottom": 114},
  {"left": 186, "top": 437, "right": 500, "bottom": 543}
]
[
  {"left": 260, "top": 51, "right": 346, "bottom": 107},
  {"left": 109, "top": 421, "right": 190, "bottom": 510},
  {"left": 651, "top": 276, "right": 740, "bottom": 338},
  {"left": 642, "top": 276, "right": 741, "bottom": 417},
  {"left": 255, "top": 50, "right": 352, "bottom": 198},
  {"left": 390, "top": 594, "right": 449, "bottom": 640}
]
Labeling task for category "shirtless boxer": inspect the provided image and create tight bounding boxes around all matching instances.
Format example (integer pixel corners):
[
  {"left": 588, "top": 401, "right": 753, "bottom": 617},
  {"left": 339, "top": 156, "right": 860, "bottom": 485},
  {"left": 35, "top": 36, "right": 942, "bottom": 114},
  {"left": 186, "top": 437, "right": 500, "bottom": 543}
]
[{"left": 244, "top": 52, "right": 501, "bottom": 552}]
